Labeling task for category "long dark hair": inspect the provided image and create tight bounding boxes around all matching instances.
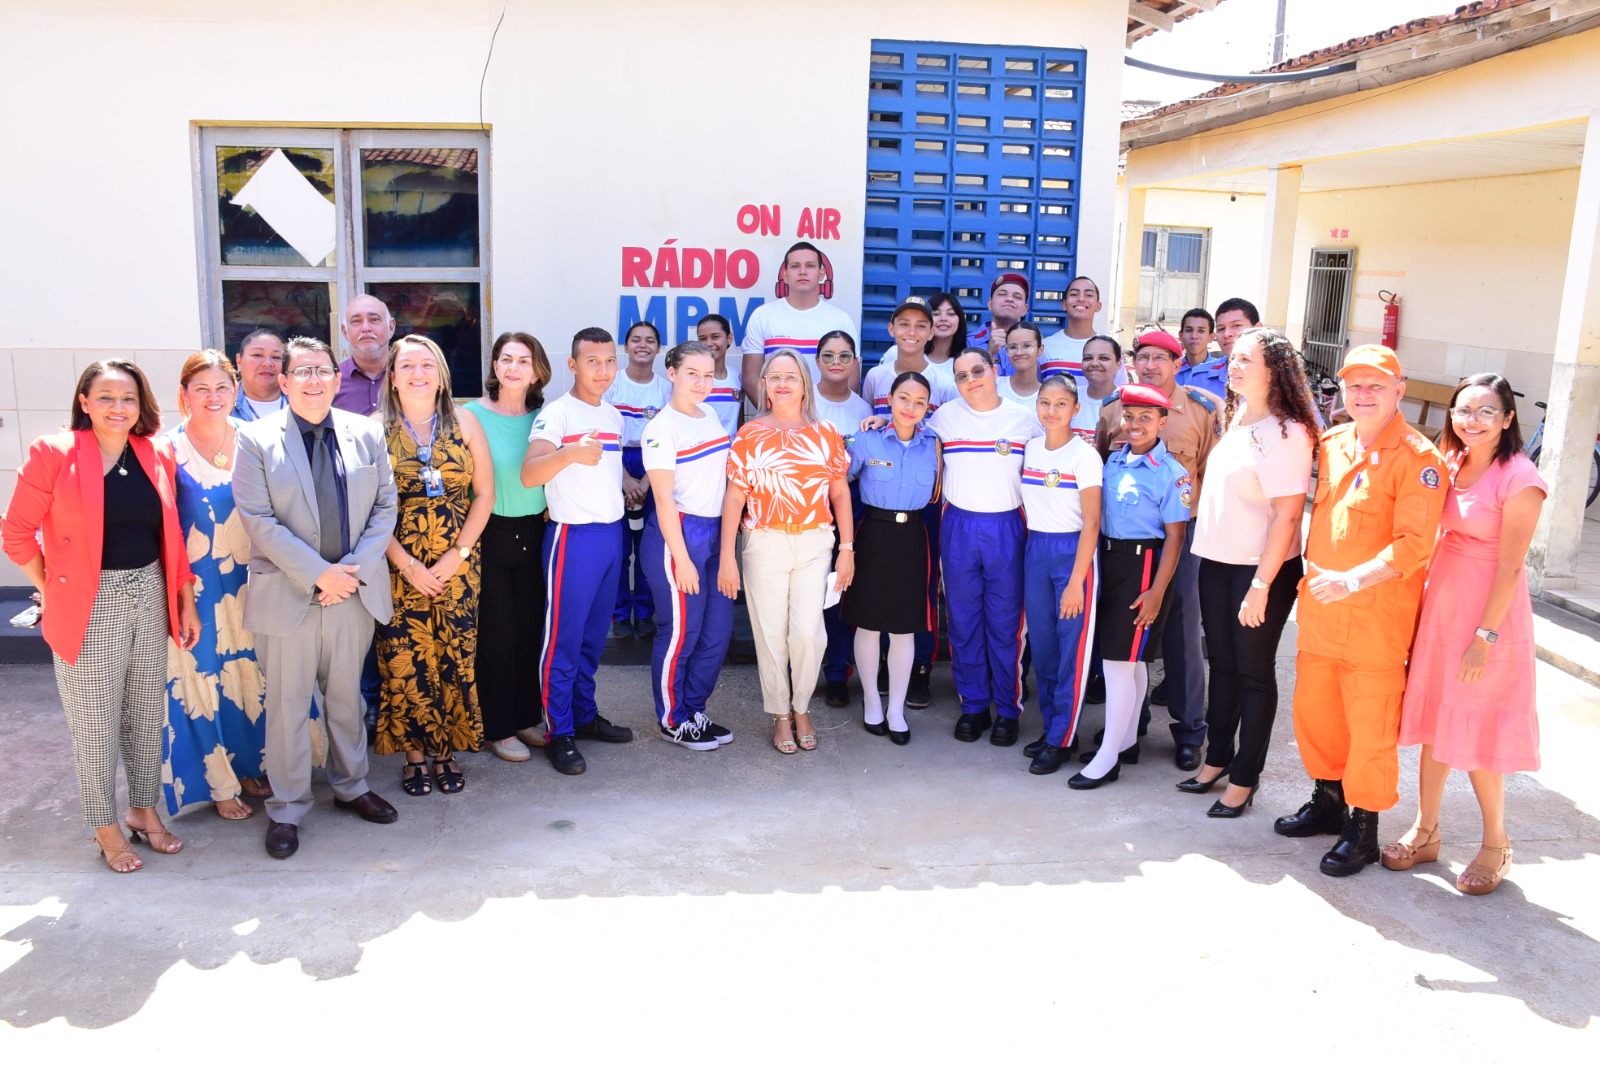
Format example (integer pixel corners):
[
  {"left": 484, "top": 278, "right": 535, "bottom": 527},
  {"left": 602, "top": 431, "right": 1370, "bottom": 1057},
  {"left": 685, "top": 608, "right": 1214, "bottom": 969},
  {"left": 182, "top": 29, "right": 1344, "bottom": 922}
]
[
  {"left": 1224, "top": 327, "right": 1319, "bottom": 439},
  {"left": 927, "top": 292, "right": 969, "bottom": 357},
  {"left": 1438, "top": 372, "right": 1523, "bottom": 465},
  {"left": 70, "top": 359, "right": 162, "bottom": 436}
]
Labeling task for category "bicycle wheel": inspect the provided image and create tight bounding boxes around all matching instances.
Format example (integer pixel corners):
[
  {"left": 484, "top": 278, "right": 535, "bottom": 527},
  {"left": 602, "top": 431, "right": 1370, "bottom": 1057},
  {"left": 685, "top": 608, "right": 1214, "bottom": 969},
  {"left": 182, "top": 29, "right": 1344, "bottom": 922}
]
[{"left": 1529, "top": 448, "right": 1600, "bottom": 507}]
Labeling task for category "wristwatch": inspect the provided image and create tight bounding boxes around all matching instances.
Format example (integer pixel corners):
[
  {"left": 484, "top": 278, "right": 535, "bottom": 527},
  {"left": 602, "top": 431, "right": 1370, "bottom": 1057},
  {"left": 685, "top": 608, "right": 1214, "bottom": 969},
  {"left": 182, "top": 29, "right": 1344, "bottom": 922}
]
[
  {"left": 1474, "top": 627, "right": 1499, "bottom": 644},
  {"left": 1249, "top": 577, "right": 1270, "bottom": 591},
  {"left": 1344, "top": 575, "right": 1361, "bottom": 594},
  {"left": 456, "top": 542, "right": 473, "bottom": 560},
  {"left": 838, "top": 542, "right": 855, "bottom": 551}
]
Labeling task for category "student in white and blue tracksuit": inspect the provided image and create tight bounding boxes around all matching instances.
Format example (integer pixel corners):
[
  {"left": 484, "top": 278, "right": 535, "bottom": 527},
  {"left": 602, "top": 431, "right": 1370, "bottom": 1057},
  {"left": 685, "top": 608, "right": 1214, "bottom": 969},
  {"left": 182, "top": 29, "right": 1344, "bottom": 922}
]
[
  {"left": 1019, "top": 375, "right": 1103, "bottom": 775},
  {"left": 521, "top": 327, "right": 637, "bottom": 777},
  {"left": 926, "top": 347, "right": 1041, "bottom": 746},
  {"left": 640, "top": 342, "right": 737, "bottom": 752}
]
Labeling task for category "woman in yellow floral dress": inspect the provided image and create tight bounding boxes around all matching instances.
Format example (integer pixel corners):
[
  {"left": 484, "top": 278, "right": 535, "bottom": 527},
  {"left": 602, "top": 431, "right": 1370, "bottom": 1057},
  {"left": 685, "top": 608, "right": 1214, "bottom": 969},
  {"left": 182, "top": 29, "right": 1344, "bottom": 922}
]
[{"left": 375, "top": 335, "right": 495, "bottom": 795}]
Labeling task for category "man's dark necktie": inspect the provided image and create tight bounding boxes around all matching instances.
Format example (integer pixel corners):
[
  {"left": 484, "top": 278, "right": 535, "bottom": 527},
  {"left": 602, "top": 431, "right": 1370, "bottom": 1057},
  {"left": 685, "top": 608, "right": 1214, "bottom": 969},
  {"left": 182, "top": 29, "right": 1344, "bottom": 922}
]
[{"left": 310, "top": 425, "right": 342, "bottom": 563}]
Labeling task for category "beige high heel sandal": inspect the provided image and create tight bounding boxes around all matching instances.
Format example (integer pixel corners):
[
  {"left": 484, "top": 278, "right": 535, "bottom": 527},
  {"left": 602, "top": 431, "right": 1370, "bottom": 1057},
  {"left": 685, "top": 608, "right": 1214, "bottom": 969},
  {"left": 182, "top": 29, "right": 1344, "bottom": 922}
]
[{"left": 772, "top": 714, "right": 797, "bottom": 755}]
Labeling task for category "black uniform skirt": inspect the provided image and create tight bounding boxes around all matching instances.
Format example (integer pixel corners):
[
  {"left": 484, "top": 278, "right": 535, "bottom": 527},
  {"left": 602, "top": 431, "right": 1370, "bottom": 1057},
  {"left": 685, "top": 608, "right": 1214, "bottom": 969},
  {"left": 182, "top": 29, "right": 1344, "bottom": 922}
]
[
  {"left": 1096, "top": 537, "right": 1175, "bottom": 664},
  {"left": 840, "top": 507, "right": 933, "bottom": 634}
]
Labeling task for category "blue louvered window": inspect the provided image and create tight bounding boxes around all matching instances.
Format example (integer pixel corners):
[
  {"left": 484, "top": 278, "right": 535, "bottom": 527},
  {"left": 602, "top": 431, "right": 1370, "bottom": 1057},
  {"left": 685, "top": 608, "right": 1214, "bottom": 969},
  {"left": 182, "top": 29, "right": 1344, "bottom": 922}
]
[{"left": 862, "top": 41, "right": 1086, "bottom": 362}]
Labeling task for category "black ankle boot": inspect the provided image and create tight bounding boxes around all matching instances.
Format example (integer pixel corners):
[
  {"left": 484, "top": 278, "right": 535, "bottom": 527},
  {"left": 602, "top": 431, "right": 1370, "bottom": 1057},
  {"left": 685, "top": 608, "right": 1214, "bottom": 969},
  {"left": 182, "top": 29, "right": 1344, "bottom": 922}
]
[
  {"left": 1320, "top": 807, "right": 1381, "bottom": 877},
  {"left": 1273, "top": 779, "right": 1348, "bottom": 838}
]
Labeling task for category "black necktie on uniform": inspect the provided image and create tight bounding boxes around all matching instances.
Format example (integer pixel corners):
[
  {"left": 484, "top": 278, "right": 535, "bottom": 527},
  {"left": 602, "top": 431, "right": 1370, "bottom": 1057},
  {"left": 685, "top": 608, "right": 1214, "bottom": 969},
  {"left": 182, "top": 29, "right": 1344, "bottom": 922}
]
[{"left": 310, "top": 425, "right": 342, "bottom": 564}]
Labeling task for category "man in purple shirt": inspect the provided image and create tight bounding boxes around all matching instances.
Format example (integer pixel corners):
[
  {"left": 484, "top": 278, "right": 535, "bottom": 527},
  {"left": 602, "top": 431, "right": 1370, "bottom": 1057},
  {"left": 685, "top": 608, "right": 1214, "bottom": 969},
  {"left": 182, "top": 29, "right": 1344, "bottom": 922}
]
[{"left": 334, "top": 294, "right": 394, "bottom": 415}]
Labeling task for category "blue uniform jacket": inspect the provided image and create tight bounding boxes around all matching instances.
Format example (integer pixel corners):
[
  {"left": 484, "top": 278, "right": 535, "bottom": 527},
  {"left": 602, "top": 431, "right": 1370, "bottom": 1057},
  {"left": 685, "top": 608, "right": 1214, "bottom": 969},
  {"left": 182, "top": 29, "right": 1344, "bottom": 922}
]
[
  {"left": 1175, "top": 355, "right": 1229, "bottom": 399},
  {"left": 848, "top": 424, "right": 941, "bottom": 512},
  {"left": 1102, "top": 438, "right": 1191, "bottom": 540}
]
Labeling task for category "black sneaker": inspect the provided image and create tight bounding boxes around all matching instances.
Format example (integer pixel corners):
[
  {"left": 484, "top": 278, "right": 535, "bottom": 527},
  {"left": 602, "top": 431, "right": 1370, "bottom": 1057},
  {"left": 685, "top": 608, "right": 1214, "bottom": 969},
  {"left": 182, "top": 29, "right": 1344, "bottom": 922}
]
[
  {"left": 696, "top": 713, "right": 734, "bottom": 746},
  {"left": 660, "top": 717, "right": 720, "bottom": 751},
  {"left": 611, "top": 620, "right": 634, "bottom": 640},
  {"left": 825, "top": 678, "right": 849, "bottom": 707},
  {"left": 544, "top": 736, "right": 586, "bottom": 775},
  {"left": 575, "top": 714, "right": 634, "bottom": 743},
  {"left": 906, "top": 663, "right": 932, "bottom": 709},
  {"left": 635, "top": 618, "right": 657, "bottom": 638}
]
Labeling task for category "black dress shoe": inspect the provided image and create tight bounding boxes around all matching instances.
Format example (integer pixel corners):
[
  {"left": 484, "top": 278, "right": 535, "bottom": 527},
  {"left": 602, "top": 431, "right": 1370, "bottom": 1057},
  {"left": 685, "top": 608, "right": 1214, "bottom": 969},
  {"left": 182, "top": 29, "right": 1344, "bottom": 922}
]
[
  {"left": 575, "top": 715, "right": 633, "bottom": 743},
  {"left": 1029, "top": 744, "right": 1067, "bottom": 775},
  {"left": 1067, "top": 763, "right": 1121, "bottom": 790},
  {"left": 334, "top": 791, "right": 398, "bottom": 824},
  {"left": 990, "top": 716, "right": 1019, "bottom": 747},
  {"left": 1320, "top": 807, "right": 1381, "bottom": 876},
  {"left": 953, "top": 709, "right": 992, "bottom": 742},
  {"left": 1174, "top": 744, "right": 1202, "bottom": 771},
  {"left": 862, "top": 717, "right": 889, "bottom": 737},
  {"left": 545, "top": 736, "right": 587, "bottom": 775},
  {"left": 1151, "top": 679, "right": 1168, "bottom": 705},
  {"left": 888, "top": 726, "right": 910, "bottom": 746},
  {"left": 1079, "top": 742, "right": 1139, "bottom": 765},
  {"left": 826, "top": 679, "right": 850, "bottom": 707},
  {"left": 1176, "top": 769, "right": 1229, "bottom": 794},
  {"left": 906, "top": 663, "right": 932, "bottom": 709},
  {"left": 1274, "top": 779, "right": 1348, "bottom": 838},
  {"left": 264, "top": 820, "right": 299, "bottom": 859}
]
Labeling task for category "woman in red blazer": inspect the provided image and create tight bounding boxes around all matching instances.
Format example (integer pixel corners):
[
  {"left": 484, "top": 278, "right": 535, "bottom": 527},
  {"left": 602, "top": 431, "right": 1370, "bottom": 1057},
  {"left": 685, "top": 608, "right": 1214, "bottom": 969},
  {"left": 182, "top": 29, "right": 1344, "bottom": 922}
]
[{"left": 3, "top": 359, "right": 200, "bottom": 873}]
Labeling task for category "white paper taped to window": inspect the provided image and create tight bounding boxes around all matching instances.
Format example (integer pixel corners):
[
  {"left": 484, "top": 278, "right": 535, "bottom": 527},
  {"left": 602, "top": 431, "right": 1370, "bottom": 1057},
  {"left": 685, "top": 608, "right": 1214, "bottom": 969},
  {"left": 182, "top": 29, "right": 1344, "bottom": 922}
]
[{"left": 231, "top": 149, "right": 336, "bottom": 267}]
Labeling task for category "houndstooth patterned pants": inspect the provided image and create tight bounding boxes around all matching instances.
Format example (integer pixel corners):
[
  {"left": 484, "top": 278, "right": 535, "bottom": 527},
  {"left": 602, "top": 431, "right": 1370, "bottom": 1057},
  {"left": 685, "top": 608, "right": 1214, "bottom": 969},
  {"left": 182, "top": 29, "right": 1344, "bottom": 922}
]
[{"left": 51, "top": 562, "right": 168, "bottom": 827}]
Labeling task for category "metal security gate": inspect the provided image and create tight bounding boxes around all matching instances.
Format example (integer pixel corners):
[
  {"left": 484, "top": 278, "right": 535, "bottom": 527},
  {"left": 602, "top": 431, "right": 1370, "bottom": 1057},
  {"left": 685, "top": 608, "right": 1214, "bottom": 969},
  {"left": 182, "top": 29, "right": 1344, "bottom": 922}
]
[
  {"left": 863, "top": 40, "right": 1086, "bottom": 364},
  {"left": 1301, "top": 248, "right": 1355, "bottom": 380}
]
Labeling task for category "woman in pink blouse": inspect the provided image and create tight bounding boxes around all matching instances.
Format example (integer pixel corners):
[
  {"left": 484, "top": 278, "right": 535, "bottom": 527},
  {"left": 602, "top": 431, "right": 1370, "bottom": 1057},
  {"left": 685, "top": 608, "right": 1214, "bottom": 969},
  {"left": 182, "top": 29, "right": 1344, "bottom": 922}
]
[{"left": 719, "top": 350, "right": 855, "bottom": 754}]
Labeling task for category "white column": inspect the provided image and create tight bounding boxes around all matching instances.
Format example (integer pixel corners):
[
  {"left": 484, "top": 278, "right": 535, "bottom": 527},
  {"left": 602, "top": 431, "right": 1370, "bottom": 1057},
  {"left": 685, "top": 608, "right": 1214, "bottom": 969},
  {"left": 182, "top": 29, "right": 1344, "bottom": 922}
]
[
  {"left": 1259, "top": 165, "right": 1302, "bottom": 330},
  {"left": 1530, "top": 114, "right": 1600, "bottom": 593},
  {"left": 1116, "top": 185, "right": 1147, "bottom": 338}
]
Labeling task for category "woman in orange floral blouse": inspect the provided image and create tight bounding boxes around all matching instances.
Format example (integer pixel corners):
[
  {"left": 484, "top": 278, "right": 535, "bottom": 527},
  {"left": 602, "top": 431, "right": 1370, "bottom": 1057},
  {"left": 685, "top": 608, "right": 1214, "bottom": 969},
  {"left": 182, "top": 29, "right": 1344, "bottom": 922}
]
[{"left": 720, "top": 350, "right": 855, "bottom": 753}]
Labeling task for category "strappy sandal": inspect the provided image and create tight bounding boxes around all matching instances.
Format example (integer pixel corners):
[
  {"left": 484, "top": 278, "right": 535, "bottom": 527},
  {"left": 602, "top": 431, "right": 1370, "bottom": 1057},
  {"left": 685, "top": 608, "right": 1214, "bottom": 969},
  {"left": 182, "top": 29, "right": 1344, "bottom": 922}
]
[
  {"left": 432, "top": 755, "right": 466, "bottom": 794},
  {"left": 401, "top": 759, "right": 432, "bottom": 797},
  {"left": 95, "top": 836, "right": 142, "bottom": 873},
  {"left": 125, "top": 819, "right": 183, "bottom": 855},
  {"left": 794, "top": 712, "right": 818, "bottom": 752},
  {"left": 1457, "top": 844, "right": 1512, "bottom": 896},
  {"left": 1380, "top": 824, "right": 1440, "bottom": 871},
  {"left": 772, "top": 714, "right": 798, "bottom": 755}
]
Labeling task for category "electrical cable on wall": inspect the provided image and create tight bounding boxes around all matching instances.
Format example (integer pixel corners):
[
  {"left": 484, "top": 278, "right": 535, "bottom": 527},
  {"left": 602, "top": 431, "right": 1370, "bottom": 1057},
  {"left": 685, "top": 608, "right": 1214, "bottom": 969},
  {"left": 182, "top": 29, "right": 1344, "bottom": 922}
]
[{"left": 479, "top": 1, "right": 508, "bottom": 132}]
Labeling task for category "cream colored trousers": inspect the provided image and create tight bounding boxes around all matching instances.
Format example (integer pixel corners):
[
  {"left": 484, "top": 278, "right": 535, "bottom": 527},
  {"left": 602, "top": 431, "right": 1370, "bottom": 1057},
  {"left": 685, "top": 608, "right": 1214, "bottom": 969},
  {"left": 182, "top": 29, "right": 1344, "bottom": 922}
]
[{"left": 740, "top": 526, "right": 834, "bottom": 717}]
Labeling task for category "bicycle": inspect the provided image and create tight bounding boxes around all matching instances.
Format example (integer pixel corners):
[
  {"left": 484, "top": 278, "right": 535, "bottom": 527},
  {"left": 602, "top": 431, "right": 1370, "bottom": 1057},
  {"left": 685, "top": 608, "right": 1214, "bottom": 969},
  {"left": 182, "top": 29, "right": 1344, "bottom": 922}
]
[{"left": 1520, "top": 393, "right": 1600, "bottom": 507}]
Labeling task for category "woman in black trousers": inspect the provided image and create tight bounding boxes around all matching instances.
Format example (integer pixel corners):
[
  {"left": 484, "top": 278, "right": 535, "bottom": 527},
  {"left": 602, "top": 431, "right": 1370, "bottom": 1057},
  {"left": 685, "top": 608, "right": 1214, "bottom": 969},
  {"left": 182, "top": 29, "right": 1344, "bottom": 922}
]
[
  {"left": 1185, "top": 328, "right": 1318, "bottom": 815},
  {"left": 465, "top": 332, "right": 554, "bottom": 761}
]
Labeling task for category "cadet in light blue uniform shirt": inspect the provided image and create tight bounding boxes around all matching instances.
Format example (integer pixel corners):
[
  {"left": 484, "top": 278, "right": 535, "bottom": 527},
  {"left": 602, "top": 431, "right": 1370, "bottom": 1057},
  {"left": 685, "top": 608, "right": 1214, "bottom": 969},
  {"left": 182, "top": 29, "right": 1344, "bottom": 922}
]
[{"left": 1102, "top": 438, "right": 1192, "bottom": 540}]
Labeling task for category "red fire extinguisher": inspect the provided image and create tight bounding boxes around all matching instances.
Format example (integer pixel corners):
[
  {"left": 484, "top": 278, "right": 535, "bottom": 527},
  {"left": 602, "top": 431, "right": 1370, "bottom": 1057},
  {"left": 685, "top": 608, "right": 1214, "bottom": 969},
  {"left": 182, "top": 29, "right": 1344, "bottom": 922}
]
[{"left": 1380, "top": 290, "right": 1400, "bottom": 350}]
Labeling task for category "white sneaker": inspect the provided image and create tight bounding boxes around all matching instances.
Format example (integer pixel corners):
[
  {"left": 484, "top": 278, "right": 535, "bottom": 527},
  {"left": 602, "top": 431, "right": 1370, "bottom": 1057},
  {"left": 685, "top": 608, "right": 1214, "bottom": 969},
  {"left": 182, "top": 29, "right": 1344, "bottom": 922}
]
[{"left": 488, "top": 736, "right": 532, "bottom": 762}]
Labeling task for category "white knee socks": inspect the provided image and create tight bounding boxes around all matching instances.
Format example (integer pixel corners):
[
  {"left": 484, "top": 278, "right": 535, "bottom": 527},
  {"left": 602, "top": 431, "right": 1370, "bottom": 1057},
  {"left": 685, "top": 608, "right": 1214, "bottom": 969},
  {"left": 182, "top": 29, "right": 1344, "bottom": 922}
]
[
  {"left": 1082, "top": 660, "right": 1147, "bottom": 780},
  {"left": 854, "top": 629, "right": 916, "bottom": 732}
]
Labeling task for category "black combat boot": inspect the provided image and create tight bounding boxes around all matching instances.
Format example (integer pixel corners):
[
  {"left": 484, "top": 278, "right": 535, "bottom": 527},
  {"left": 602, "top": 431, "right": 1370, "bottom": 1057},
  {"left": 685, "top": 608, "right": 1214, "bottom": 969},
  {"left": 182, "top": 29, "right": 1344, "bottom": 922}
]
[
  {"left": 1320, "top": 807, "right": 1381, "bottom": 877},
  {"left": 1273, "top": 779, "right": 1348, "bottom": 837}
]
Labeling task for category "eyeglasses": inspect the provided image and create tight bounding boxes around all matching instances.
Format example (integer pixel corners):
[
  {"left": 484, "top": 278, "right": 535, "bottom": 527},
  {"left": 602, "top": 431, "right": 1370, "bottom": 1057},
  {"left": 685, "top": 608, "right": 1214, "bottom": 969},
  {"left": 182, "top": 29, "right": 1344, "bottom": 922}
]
[
  {"left": 1450, "top": 406, "right": 1505, "bottom": 423},
  {"left": 817, "top": 352, "right": 856, "bottom": 365},
  {"left": 953, "top": 365, "right": 990, "bottom": 384},
  {"left": 765, "top": 375, "right": 803, "bottom": 387},
  {"left": 288, "top": 365, "right": 338, "bottom": 381}
]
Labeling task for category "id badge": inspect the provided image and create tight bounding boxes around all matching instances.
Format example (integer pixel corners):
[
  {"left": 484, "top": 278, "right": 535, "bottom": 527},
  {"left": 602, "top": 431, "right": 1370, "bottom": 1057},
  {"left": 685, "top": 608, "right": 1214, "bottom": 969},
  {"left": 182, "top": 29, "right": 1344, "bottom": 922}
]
[{"left": 422, "top": 467, "right": 444, "bottom": 497}]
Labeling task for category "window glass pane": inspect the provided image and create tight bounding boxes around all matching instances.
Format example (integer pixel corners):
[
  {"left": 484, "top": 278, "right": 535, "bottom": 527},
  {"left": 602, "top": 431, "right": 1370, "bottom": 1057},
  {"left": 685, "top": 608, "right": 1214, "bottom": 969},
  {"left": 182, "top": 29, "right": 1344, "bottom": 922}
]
[
  {"left": 222, "top": 280, "right": 333, "bottom": 354},
  {"left": 1167, "top": 232, "right": 1205, "bottom": 274},
  {"left": 1141, "top": 230, "right": 1159, "bottom": 268},
  {"left": 368, "top": 282, "right": 483, "bottom": 397},
  {"left": 361, "top": 148, "right": 480, "bottom": 267},
  {"left": 218, "top": 147, "right": 337, "bottom": 267}
]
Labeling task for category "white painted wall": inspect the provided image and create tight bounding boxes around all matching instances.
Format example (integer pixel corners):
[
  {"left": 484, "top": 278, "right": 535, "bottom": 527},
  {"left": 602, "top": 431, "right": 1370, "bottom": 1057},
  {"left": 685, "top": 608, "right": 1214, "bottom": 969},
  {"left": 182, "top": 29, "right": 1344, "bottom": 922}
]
[{"left": 0, "top": 0, "right": 1128, "bottom": 585}]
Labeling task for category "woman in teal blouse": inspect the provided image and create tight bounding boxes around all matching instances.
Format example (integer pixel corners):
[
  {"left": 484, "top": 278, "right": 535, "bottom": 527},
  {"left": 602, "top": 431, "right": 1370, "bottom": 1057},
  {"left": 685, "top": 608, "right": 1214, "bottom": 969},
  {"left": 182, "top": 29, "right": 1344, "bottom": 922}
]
[{"left": 465, "top": 332, "right": 554, "bottom": 761}]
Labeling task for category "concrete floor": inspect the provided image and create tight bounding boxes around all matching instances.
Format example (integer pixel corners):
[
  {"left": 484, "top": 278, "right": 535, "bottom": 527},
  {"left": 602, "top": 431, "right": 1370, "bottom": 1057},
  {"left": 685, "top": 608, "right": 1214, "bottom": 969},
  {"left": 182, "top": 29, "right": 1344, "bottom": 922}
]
[{"left": 2, "top": 623, "right": 1598, "bottom": 1059}]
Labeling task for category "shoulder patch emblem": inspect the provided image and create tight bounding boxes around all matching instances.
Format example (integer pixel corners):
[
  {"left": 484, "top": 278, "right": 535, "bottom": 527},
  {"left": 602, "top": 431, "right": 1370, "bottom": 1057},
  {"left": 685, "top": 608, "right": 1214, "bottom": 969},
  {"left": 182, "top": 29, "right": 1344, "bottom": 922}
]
[
  {"left": 532, "top": 419, "right": 546, "bottom": 431},
  {"left": 1420, "top": 466, "right": 1441, "bottom": 489},
  {"left": 646, "top": 438, "right": 661, "bottom": 448},
  {"left": 1177, "top": 474, "right": 1194, "bottom": 508}
]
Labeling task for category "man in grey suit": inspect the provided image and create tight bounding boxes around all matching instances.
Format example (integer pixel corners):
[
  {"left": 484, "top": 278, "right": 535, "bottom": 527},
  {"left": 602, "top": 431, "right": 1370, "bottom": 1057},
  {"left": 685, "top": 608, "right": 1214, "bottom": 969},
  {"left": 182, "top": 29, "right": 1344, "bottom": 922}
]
[{"left": 234, "top": 336, "right": 400, "bottom": 859}]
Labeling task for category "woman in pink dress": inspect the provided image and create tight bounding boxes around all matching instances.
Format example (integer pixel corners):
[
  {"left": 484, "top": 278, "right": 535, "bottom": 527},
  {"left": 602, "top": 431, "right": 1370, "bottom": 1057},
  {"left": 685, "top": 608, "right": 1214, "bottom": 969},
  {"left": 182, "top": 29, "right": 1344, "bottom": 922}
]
[{"left": 1382, "top": 373, "right": 1545, "bottom": 896}]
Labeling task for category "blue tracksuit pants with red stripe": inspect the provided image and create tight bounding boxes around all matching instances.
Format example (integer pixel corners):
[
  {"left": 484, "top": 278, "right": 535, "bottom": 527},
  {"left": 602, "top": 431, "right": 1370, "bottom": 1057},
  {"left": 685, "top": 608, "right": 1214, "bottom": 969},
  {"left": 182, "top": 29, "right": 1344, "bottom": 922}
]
[
  {"left": 615, "top": 447, "right": 655, "bottom": 623},
  {"left": 1024, "top": 531, "right": 1098, "bottom": 747},
  {"left": 941, "top": 504, "right": 1026, "bottom": 718},
  {"left": 641, "top": 512, "right": 735, "bottom": 728},
  {"left": 541, "top": 519, "right": 623, "bottom": 737}
]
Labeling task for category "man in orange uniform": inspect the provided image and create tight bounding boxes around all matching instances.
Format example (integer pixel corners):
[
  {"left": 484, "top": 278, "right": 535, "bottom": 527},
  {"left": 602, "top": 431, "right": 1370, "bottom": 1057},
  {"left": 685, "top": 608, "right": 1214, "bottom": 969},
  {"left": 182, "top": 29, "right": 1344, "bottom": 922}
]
[{"left": 1275, "top": 345, "right": 1446, "bottom": 877}]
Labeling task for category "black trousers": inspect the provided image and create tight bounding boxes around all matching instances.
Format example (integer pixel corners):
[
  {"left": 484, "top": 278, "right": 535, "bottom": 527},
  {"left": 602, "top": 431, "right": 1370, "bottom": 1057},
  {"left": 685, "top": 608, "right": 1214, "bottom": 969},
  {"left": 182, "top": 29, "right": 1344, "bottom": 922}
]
[
  {"left": 477, "top": 512, "right": 548, "bottom": 742},
  {"left": 1196, "top": 556, "right": 1302, "bottom": 788}
]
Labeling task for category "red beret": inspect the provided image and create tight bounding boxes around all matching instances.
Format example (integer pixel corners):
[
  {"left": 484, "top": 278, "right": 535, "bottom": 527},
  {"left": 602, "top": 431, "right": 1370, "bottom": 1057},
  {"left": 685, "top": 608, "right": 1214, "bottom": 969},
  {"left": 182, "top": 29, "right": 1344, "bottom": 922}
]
[
  {"left": 1119, "top": 383, "right": 1173, "bottom": 410},
  {"left": 1134, "top": 330, "right": 1183, "bottom": 358},
  {"left": 990, "top": 272, "right": 1030, "bottom": 298}
]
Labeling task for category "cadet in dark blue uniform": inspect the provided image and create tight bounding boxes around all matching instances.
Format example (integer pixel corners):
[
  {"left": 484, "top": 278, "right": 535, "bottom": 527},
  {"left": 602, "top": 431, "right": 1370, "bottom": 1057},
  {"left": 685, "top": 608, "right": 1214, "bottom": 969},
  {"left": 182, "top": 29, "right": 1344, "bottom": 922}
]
[
  {"left": 1071, "top": 384, "right": 1191, "bottom": 790},
  {"left": 840, "top": 371, "right": 940, "bottom": 744}
]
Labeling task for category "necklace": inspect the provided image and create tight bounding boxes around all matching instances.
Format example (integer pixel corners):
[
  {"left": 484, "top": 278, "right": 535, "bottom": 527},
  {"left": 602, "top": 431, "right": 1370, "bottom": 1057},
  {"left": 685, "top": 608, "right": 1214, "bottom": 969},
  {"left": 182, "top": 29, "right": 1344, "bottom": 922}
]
[
  {"left": 186, "top": 422, "right": 233, "bottom": 468},
  {"left": 113, "top": 443, "right": 130, "bottom": 476}
]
